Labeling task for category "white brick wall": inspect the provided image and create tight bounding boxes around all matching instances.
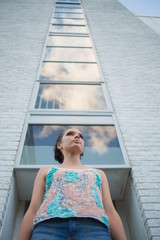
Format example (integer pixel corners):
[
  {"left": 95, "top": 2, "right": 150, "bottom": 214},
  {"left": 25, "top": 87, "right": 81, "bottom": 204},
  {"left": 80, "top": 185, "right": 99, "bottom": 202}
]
[
  {"left": 82, "top": 0, "right": 160, "bottom": 239},
  {"left": 0, "top": 0, "right": 160, "bottom": 239},
  {"left": 0, "top": 0, "right": 53, "bottom": 232}
]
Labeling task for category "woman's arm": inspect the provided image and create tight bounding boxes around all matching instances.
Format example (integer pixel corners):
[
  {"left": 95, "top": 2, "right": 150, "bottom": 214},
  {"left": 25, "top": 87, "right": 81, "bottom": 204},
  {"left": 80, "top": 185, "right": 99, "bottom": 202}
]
[
  {"left": 18, "top": 166, "right": 49, "bottom": 240},
  {"left": 96, "top": 169, "right": 127, "bottom": 240}
]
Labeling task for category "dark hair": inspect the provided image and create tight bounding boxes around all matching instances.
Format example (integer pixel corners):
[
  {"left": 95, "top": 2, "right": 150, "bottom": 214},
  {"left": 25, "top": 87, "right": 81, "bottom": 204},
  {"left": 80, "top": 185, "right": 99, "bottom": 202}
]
[
  {"left": 54, "top": 131, "right": 65, "bottom": 164},
  {"left": 54, "top": 130, "right": 84, "bottom": 164}
]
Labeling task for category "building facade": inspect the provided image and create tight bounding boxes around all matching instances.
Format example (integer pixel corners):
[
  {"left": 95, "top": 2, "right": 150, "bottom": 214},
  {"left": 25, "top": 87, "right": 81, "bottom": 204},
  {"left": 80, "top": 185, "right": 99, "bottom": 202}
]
[{"left": 0, "top": 0, "right": 160, "bottom": 239}]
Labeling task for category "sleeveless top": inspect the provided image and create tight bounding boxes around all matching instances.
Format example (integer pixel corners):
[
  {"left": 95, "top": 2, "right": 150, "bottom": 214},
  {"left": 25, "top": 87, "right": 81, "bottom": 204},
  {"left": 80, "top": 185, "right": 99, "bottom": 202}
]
[{"left": 33, "top": 167, "right": 110, "bottom": 229}]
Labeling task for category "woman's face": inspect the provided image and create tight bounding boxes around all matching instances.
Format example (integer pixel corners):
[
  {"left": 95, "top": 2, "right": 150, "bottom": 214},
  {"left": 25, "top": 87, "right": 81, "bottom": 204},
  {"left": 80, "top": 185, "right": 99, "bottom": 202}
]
[{"left": 58, "top": 128, "right": 84, "bottom": 155}]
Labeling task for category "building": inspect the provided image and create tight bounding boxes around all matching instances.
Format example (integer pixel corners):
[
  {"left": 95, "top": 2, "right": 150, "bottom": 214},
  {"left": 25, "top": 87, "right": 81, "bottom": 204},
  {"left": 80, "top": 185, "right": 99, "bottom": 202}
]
[{"left": 0, "top": 0, "right": 160, "bottom": 239}]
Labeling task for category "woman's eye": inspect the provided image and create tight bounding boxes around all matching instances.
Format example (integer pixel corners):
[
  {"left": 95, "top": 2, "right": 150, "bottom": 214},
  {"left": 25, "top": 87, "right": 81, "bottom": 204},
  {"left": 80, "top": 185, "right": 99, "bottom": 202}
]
[
  {"left": 80, "top": 134, "right": 84, "bottom": 139},
  {"left": 66, "top": 132, "right": 73, "bottom": 136}
]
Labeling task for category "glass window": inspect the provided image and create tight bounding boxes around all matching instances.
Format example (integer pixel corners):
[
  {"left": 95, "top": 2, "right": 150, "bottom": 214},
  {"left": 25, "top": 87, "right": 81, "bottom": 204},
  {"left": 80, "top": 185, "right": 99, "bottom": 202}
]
[
  {"left": 20, "top": 125, "right": 124, "bottom": 165},
  {"left": 47, "top": 36, "right": 91, "bottom": 47},
  {"left": 54, "top": 13, "right": 84, "bottom": 18},
  {"left": 51, "top": 18, "right": 85, "bottom": 25},
  {"left": 35, "top": 84, "right": 107, "bottom": 110},
  {"left": 56, "top": 0, "right": 80, "bottom": 3},
  {"left": 50, "top": 25, "right": 87, "bottom": 34},
  {"left": 55, "top": 4, "right": 81, "bottom": 8},
  {"left": 39, "top": 62, "right": 101, "bottom": 82},
  {"left": 55, "top": 7, "right": 82, "bottom": 13},
  {"left": 44, "top": 47, "right": 96, "bottom": 62}
]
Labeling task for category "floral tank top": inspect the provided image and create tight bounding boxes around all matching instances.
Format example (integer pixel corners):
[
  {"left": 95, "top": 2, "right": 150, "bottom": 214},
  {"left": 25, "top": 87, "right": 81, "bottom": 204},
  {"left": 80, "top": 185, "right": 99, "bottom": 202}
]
[{"left": 33, "top": 167, "right": 110, "bottom": 229}]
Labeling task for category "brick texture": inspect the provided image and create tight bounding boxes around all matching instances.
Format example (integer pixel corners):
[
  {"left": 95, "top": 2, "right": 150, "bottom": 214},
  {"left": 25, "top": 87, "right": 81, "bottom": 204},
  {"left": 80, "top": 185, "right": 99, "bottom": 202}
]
[
  {"left": 0, "top": 0, "right": 53, "bottom": 230},
  {"left": 82, "top": 0, "right": 160, "bottom": 239}
]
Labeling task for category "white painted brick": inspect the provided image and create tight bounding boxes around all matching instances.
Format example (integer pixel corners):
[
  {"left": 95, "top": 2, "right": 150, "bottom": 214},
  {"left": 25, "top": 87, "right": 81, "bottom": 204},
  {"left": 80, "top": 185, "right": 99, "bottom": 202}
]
[
  {"left": 0, "top": 172, "right": 12, "bottom": 178},
  {"left": 140, "top": 196, "right": 160, "bottom": 205},
  {"left": 130, "top": 156, "right": 160, "bottom": 161},
  {"left": 82, "top": 1, "right": 160, "bottom": 239},
  {"left": 146, "top": 219, "right": 160, "bottom": 228},
  {"left": 134, "top": 176, "right": 160, "bottom": 183},
  {"left": 0, "top": 198, "right": 7, "bottom": 205},
  {"left": 0, "top": 0, "right": 53, "bottom": 233},
  {"left": 143, "top": 211, "right": 160, "bottom": 220},
  {"left": 148, "top": 228, "right": 160, "bottom": 238},
  {"left": 136, "top": 183, "right": 160, "bottom": 190},
  {"left": 138, "top": 190, "right": 160, "bottom": 196},
  {"left": 130, "top": 161, "right": 160, "bottom": 166},
  {"left": 142, "top": 203, "right": 160, "bottom": 211},
  {"left": 0, "top": 161, "right": 14, "bottom": 166},
  {"left": 0, "top": 166, "right": 13, "bottom": 172}
]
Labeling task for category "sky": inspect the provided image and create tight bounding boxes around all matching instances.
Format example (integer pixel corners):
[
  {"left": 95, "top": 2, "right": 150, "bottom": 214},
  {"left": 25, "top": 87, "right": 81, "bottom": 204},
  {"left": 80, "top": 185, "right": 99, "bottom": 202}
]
[{"left": 118, "top": 0, "right": 160, "bottom": 17}]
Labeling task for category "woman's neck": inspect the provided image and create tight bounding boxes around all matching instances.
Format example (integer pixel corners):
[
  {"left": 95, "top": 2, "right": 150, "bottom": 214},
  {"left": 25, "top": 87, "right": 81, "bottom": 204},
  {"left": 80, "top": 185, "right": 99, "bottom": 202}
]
[{"left": 60, "top": 152, "right": 83, "bottom": 168}]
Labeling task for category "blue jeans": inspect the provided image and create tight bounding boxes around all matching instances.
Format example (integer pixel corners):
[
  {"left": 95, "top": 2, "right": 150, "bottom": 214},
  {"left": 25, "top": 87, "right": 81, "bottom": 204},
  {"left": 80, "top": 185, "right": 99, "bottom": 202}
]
[{"left": 31, "top": 217, "right": 111, "bottom": 240}]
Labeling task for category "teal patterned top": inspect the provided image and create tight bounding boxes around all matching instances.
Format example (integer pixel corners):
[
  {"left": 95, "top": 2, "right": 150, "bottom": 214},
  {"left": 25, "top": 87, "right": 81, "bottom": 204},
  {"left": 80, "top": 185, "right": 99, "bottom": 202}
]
[{"left": 33, "top": 167, "right": 110, "bottom": 229}]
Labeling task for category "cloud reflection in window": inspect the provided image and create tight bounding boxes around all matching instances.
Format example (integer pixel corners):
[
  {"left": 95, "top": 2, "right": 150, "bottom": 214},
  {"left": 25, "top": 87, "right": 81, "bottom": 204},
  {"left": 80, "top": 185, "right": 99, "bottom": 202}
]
[
  {"left": 47, "top": 36, "right": 91, "bottom": 47},
  {"left": 38, "top": 125, "right": 117, "bottom": 155},
  {"left": 50, "top": 25, "right": 87, "bottom": 34},
  {"left": 35, "top": 84, "right": 107, "bottom": 110},
  {"left": 39, "top": 62, "right": 101, "bottom": 82},
  {"left": 21, "top": 125, "right": 124, "bottom": 165},
  {"left": 44, "top": 47, "right": 96, "bottom": 62}
]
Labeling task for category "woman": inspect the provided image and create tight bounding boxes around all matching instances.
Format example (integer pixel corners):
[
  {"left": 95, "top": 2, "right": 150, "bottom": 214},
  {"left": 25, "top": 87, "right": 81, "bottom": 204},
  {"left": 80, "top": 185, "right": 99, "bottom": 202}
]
[{"left": 18, "top": 128, "right": 127, "bottom": 240}]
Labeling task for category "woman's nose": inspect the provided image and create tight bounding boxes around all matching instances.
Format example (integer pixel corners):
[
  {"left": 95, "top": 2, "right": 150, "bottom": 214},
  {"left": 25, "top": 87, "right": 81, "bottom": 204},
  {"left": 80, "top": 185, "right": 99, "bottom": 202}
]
[{"left": 75, "top": 134, "right": 80, "bottom": 139}]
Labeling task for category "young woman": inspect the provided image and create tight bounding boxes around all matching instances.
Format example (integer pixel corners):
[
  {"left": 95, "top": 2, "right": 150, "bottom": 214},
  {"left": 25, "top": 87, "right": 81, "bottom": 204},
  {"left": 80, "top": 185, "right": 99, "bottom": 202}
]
[{"left": 18, "top": 128, "right": 127, "bottom": 240}]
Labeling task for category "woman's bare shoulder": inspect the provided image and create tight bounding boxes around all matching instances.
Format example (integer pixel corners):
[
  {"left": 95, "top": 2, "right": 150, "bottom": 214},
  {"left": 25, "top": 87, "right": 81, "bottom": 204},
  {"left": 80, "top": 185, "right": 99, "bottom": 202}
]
[
  {"left": 37, "top": 166, "right": 52, "bottom": 178},
  {"left": 94, "top": 168, "right": 107, "bottom": 179}
]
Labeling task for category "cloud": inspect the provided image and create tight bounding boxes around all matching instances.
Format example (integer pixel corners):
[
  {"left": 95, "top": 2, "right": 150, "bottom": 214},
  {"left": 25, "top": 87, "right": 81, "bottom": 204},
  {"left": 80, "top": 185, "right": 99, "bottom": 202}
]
[
  {"left": 39, "top": 84, "right": 106, "bottom": 110},
  {"left": 38, "top": 125, "right": 117, "bottom": 155}
]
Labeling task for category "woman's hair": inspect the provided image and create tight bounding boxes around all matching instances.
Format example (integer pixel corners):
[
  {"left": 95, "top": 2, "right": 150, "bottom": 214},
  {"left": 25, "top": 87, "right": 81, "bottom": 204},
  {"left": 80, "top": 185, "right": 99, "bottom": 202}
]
[
  {"left": 54, "top": 131, "right": 65, "bottom": 164},
  {"left": 54, "top": 129, "right": 84, "bottom": 164}
]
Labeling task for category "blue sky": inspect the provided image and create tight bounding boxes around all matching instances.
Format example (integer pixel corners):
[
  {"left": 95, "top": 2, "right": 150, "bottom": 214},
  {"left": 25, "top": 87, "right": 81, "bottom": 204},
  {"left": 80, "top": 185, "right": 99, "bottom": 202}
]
[{"left": 118, "top": 0, "right": 160, "bottom": 16}]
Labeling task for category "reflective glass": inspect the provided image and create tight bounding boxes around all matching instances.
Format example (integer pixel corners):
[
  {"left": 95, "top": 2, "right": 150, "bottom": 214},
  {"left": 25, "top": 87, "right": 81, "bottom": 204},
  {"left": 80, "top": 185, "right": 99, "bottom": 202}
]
[
  {"left": 54, "top": 13, "right": 84, "bottom": 18},
  {"left": 20, "top": 125, "right": 124, "bottom": 165},
  {"left": 55, "top": 4, "right": 81, "bottom": 8},
  {"left": 44, "top": 47, "right": 96, "bottom": 62},
  {"left": 55, "top": 7, "right": 82, "bottom": 13},
  {"left": 50, "top": 25, "right": 87, "bottom": 34},
  {"left": 56, "top": 0, "right": 80, "bottom": 3},
  {"left": 35, "top": 84, "right": 107, "bottom": 110},
  {"left": 39, "top": 62, "right": 101, "bottom": 82},
  {"left": 51, "top": 18, "right": 85, "bottom": 25},
  {"left": 47, "top": 36, "right": 91, "bottom": 47}
]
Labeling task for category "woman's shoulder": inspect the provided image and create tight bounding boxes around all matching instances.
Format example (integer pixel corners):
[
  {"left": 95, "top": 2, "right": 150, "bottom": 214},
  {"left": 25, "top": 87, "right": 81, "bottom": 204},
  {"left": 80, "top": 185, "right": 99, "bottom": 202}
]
[
  {"left": 37, "top": 166, "right": 52, "bottom": 178},
  {"left": 94, "top": 168, "right": 107, "bottom": 179}
]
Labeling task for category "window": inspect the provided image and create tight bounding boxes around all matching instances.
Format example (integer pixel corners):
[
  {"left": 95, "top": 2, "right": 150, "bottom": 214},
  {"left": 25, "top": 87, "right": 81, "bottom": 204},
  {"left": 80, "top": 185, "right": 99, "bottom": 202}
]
[
  {"left": 44, "top": 47, "right": 94, "bottom": 61},
  {"left": 51, "top": 18, "right": 85, "bottom": 25},
  {"left": 15, "top": 0, "right": 130, "bottom": 202},
  {"left": 54, "top": 13, "right": 84, "bottom": 18},
  {"left": 21, "top": 125, "right": 124, "bottom": 165},
  {"left": 39, "top": 62, "right": 101, "bottom": 82},
  {"left": 47, "top": 35, "right": 91, "bottom": 47},
  {"left": 35, "top": 84, "right": 107, "bottom": 110}
]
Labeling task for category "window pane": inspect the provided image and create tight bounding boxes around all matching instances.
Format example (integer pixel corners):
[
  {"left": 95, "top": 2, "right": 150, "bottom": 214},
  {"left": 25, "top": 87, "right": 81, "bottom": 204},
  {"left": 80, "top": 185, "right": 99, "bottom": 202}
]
[
  {"left": 35, "top": 84, "right": 107, "bottom": 110},
  {"left": 55, "top": 7, "right": 82, "bottom": 13},
  {"left": 56, "top": 0, "right": 80, "bottom": 2},
  {"left": 56, "top": 0, "right": 80, "bottom": 3},
  {"left": 51, "top": 18, "right": 85, "bottom": 25},
  {"left": 44, "top": 47, "right": 96, "bottom": 62},
  {"left": 20, "top": 125, "right": 124, "bottom": 165},
  {"left": 53, "top": 13, "right": 84, "bottom": 18},
  {"left": 47, "top": 36, "right": 91, "bottom": 47},
  {"left": 39, "top": 62, "right": 101, "bottom": 82},
  {"left": 50, "top": 25, "right": 87, "bottom": 34},
  {"left": 55, "top": 4, "right": 81, "bottom": 8}
]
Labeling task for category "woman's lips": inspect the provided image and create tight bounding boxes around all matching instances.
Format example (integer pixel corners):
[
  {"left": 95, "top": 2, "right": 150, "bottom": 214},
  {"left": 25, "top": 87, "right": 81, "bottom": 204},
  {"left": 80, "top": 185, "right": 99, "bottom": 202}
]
[{"left": 72, "top": 140, "right": 81, "bottom": 144}]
